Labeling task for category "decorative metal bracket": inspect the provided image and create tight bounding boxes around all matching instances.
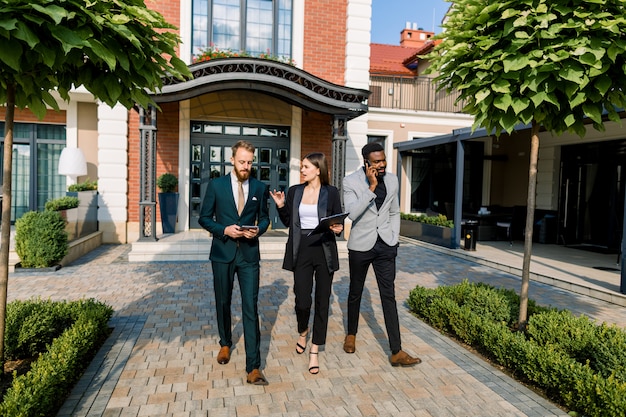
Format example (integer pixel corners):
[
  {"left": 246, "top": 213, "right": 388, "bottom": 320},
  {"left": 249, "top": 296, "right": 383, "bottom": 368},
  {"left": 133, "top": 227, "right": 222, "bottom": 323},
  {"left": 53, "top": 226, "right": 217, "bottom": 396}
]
[{"left": 138, "top": 105, "right": 158, "bottom": 241}]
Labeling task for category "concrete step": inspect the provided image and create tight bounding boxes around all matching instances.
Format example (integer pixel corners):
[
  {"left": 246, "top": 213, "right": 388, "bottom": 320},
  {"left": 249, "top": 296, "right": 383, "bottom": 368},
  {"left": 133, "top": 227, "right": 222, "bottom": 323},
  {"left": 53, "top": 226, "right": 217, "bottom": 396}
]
[{"left": 128, "top": 231, "right": 348, "bottom": 262}]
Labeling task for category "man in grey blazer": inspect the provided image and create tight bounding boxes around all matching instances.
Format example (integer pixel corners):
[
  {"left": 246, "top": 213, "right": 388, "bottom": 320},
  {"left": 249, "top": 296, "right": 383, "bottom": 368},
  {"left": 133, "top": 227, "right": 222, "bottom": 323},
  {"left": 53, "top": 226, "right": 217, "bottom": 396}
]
[{"left": 342, "top": 142, "right": 421, "bottom": 367}]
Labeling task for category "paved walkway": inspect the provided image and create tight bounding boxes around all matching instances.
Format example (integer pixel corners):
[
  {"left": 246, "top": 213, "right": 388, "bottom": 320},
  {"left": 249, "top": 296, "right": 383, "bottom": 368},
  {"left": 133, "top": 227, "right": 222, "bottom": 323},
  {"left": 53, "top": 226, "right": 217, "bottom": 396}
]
[{"left": 7, "top": 237, "right": 626, "bottom": 417}]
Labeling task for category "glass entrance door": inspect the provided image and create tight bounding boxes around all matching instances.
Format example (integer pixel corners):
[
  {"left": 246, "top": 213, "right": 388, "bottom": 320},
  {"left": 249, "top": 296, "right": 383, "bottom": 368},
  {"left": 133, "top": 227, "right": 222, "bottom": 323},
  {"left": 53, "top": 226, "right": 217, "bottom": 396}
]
[
  {"left": 189, "top": 122, "right": 290, "bottom": 229},
  {"left": 559, "top": 141, "right": 625, "bottom": 252}
]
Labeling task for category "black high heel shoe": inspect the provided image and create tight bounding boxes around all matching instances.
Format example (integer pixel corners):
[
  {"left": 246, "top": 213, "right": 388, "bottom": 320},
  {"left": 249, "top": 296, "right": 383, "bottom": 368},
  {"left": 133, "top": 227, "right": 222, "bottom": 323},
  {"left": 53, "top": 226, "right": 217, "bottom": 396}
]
[
  {"left": 308, "top": 352, "right": 319, "bottom": 374},
  {"left": 296, "top": 329, "right": 308, "bottom": 354}
]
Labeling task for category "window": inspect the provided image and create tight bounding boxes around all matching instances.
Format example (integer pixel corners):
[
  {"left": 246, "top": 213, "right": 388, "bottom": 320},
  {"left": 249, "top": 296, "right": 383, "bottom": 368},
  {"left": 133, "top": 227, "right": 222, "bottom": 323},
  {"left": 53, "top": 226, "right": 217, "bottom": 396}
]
[
  {"left": 0, "top": 123, "right": 66, "bottom": 221},
  {"left": 367, "top": 135, "right": 386, "bottom": 149},
  {"left": 192, "top": 0, "right": 292, "bottom": 58}
]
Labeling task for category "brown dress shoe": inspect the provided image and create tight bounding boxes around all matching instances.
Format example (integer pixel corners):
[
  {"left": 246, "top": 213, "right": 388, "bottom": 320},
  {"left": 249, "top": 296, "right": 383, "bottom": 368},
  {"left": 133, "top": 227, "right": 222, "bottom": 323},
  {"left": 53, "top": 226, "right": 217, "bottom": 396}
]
[
  {"left": 246, "top": 368, "right": 269, "bottom": 385},
  {"left": 390, "top": 350, "right": 421, "bottom": 367},
  {"left": 343, "top": 334, "right": 356, "bottom": 353},
  {"left": 217, "top": 346, "right": 231, "bottom": 364}
]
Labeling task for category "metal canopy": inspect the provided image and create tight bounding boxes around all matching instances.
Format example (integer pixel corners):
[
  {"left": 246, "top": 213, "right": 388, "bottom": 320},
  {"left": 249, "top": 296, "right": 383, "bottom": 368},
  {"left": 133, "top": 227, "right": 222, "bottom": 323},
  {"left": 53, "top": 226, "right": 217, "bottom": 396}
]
[{"left": 152, "top": 58, "right": 370, "bottom": 120}]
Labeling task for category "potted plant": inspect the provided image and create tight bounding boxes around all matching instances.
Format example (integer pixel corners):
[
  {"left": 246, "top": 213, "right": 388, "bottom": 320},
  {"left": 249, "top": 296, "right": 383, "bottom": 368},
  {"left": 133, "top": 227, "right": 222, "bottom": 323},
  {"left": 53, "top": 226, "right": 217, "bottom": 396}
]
[
  {"left": 400, "top": 213, "right": 455, "bottom": 248},
  {"left": 157, "top": 173, "right": 179, "bottom": 234},
  {"left": 15, "top": 210, "right": 68, "bottom": 270}
]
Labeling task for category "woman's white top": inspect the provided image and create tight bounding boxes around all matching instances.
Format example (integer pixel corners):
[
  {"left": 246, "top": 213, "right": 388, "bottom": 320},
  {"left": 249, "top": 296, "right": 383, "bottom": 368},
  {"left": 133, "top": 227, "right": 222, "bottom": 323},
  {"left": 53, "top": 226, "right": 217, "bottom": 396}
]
[{"left": 299, "top": 203, "right": 319, "bottom": 229}]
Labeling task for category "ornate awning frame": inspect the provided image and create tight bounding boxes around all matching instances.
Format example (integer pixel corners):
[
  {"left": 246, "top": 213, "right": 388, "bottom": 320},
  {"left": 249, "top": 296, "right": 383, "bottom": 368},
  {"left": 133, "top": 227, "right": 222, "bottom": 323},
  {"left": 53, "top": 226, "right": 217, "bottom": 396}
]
[{"left": 138, "top": 58, "right": 370, "bottom": 240}]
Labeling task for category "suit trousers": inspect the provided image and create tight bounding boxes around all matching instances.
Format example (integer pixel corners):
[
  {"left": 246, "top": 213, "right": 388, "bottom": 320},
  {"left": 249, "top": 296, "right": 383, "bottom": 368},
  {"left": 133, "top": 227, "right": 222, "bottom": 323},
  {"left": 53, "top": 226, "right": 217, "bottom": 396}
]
[
  {"left": 212, "top": 247, "right": 261, "bottom": 373},
  {"left": 347, "top": 239, "right": 402, "bottom": 353},
  {"left": 293, "top": 232, "right": 334, "bottom": 346}
]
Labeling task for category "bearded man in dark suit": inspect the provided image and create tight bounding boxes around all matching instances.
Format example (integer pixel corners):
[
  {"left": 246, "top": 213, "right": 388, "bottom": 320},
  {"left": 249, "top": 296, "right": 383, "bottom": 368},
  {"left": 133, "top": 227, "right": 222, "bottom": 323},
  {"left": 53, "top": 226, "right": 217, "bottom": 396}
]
[{"left": 199, "top": 140, "right": 270, "bottom": 385}]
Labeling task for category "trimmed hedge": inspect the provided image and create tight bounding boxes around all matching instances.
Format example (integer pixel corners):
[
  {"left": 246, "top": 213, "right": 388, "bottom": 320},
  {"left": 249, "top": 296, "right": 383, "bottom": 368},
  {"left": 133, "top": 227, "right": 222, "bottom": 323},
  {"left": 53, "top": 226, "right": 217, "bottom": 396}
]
[
  {"left": 0, "top": 298, "right": 114, "bottom": 417},
  {"left": 407, "top": 280, "right": 626, "bottom": 417},
  {"left": 400, "top": 213, "right": 454, "bottom": 228}
]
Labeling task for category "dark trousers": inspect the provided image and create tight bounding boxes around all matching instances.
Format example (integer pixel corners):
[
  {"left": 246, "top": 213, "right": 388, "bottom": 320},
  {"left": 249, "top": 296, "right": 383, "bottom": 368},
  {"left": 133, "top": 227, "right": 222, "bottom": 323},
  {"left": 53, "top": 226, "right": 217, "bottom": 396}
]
[
  {"left": 293, "top": 232, "right": 334, "bottom": 346},
  {"left": 212, "top": 248, "right": 261, "bottom": 373},
  {"left": 347, "top": 239, "right": 401, "bottom": 353}
]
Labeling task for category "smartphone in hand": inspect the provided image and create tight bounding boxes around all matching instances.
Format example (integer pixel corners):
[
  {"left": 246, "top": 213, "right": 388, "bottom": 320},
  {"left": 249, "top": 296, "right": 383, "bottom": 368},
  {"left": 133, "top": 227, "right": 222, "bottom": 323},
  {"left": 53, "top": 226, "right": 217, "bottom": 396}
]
[{"left": 240, "top": 225, "right": 259, "bottom": 231}]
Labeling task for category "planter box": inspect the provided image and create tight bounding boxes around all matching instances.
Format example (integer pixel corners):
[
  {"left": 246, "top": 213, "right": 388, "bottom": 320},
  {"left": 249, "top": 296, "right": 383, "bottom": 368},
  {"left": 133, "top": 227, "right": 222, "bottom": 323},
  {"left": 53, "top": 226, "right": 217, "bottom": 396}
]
[
  {"left": 66, "top": 190, "right": 98, "bottom": 240},
  {"left": 60, "top": 207, "right": 80, "bottom": 241},
  {"left": 400, "top": 219, "right": 455, "bottom": 248}
]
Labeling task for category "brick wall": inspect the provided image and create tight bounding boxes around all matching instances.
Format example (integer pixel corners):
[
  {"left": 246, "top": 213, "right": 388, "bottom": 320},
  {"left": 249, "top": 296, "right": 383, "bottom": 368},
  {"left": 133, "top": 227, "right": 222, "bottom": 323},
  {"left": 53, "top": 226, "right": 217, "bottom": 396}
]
[
  {"left": 301, "top": 111, "right": 333, "bottom": 181},
  {"left": 303, "top": 0, "right": 347, "bottom": 85},
  {"left": 148, "top": 0, "right": 182, "bottom": 55},
  {"left": 0, "top": 107, "right": 66, "bottom": 124},
  {"left": 126, "top": 1, "right": 181, "bottom": 224}
]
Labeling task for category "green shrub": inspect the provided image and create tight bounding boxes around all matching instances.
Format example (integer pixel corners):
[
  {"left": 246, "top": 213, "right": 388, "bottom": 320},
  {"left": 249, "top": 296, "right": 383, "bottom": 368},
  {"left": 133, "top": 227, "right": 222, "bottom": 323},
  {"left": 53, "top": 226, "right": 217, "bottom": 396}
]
[
  {"left": 44, "top": 196, "right": 79, "bottom": 211},
  {"left": 0, "top": 299, "right": 113, "bottom": 417},
  {"left": 527, "top": 310, "right": 597, "bottom": 360},
  {"left": 67, "top": 178, "right": 97, "bottom": 192},
  {"left": 157, "top": 173, "right": 178, "bottom": 193},
  {"left": 15, "top": 211, "right": 68, "bottom": 268},
  {"left": 408, "top": 281, "right": 626, "bottom": 416},
  {"left": 4, "top": 299, "right": 74, "bottom": 359},
  {"left": 401, "top": 212, "right": 453, "bottom": 228},
  {"left": 590, "top": 324, "right": 626, "bottom": 381}
]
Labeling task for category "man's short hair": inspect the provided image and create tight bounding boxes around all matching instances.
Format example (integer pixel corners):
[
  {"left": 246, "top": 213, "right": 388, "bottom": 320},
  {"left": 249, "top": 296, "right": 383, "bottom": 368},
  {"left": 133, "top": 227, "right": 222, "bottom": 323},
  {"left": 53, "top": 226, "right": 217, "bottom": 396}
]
[{"left": 362, "top": 142, "right": 384, "bottom": 159}]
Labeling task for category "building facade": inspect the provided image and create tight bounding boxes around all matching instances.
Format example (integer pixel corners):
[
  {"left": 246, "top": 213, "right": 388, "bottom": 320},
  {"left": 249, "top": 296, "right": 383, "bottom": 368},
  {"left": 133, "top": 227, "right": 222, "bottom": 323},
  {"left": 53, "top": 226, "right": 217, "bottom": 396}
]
[{"left": 1, "top": 1, "right": 477, "bottom": 245}]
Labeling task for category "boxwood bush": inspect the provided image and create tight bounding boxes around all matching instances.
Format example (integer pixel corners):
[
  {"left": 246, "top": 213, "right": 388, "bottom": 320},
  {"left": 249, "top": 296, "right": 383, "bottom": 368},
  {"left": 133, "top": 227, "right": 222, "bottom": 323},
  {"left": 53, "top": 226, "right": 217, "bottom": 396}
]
[
  {"left": 15, "top": 211, "right": 69, "bottom": 268},
  {"left": 67, "top": 178, "right": 97, "bottom": 192},
  {"left": 44, "top": 196, "right": 79, "bottom": 211},
  {"left": 408, "top": 280, "right": 626, "bottom": 417},
  {"left": 0, "top": 298, "right": 113, "bottom": 417}
]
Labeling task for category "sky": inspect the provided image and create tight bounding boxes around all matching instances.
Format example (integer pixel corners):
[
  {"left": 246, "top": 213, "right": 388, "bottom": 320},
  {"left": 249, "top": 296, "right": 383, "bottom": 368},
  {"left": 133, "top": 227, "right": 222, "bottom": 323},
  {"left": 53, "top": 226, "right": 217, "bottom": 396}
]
[{"left": 371, "top": 0, "right": 450, "bottom": 45}]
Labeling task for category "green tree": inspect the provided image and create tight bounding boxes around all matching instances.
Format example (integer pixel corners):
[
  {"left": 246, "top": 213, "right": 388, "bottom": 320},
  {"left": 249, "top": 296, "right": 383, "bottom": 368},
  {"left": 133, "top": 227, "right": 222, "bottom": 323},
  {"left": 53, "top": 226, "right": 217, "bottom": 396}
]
[
  {"left": 0, "top": 0, "right": 191, "bottom": 370},
  {"left": 426, "top": 0, "right": 626, "bottom": 327}
]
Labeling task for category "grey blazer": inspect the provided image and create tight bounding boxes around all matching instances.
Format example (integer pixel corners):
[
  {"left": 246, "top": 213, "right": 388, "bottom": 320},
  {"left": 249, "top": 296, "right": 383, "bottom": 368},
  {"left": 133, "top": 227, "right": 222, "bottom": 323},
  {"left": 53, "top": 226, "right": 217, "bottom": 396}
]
[{"left": 342, "top": 168, "right": 400, "bottom": 251}]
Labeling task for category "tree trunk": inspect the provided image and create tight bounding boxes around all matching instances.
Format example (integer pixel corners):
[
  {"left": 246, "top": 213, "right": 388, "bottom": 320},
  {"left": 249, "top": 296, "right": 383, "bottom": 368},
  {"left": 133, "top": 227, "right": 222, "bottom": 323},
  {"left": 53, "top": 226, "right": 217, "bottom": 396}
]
[
  {"left": 518, "top": 120, "right": 540, "bottom": 329},
  {"left": 0, "top": 84, "right": 16, "bottom": 372}
]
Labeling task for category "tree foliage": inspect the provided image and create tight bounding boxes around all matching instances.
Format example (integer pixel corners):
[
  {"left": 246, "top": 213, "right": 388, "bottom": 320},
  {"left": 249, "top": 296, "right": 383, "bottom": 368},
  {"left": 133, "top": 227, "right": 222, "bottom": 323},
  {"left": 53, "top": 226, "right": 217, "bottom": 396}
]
[
  {"left": 425, "top": 0, "right": 626, "bottom": 327},
  {"left": 426, "top": 0, "right": 626, "bottom": 137},
  {"left": 0, "top": 0, "right": 191, "bottom": 116},
  {"left": 0, "top": 0, "right": 191, "bottom": 372}
]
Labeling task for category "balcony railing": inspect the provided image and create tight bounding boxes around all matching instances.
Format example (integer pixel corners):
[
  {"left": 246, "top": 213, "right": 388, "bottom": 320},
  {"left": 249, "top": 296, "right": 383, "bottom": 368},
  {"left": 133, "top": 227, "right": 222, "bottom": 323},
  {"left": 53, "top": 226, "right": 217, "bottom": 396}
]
[{"left": 369, "top": 75, "right": 467, "bottom": 113}]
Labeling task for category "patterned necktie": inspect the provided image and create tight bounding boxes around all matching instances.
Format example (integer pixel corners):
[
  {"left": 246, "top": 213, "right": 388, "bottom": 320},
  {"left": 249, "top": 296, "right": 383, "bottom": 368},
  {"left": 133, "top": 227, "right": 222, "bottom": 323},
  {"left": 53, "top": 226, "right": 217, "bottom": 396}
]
[{"left": 237, "top": 181, "right": 245, "bottom": 215}]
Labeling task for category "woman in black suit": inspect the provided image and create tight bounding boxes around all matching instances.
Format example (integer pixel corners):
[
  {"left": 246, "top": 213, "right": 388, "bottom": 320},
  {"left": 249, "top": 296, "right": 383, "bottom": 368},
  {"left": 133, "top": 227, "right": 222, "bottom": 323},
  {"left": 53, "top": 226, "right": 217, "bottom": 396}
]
[{"left": 270, "top": 152, "right": 344, "bottom": 375}]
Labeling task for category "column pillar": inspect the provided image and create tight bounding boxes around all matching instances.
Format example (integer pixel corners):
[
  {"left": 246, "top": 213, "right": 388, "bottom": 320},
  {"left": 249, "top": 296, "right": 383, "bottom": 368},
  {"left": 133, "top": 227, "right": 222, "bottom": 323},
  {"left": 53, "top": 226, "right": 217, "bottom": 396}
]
[
  {"left": 139, "top": 106, "right": 158, "bottom": 241},
  {"left": 332, "top": 116, "right": 348, "bottom": 201}
]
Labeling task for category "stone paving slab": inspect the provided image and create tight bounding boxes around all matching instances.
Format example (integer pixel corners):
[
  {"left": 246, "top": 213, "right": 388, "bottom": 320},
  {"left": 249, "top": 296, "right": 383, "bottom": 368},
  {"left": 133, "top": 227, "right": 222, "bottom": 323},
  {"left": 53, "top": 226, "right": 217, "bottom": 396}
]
[{"left": 9, "top": 240, "right": 625, "bottom": 416}]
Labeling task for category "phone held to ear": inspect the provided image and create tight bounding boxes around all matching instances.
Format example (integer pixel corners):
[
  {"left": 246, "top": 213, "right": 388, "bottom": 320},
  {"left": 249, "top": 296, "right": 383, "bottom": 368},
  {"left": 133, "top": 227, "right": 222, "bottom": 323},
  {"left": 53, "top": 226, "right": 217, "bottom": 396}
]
[{"left": 364, "top": 160, "right": 370, "bottom": 168}]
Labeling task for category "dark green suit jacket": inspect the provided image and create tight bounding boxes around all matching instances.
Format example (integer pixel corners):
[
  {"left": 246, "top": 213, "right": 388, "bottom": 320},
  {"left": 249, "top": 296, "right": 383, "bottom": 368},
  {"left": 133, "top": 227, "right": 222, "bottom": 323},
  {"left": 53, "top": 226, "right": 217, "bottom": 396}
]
[{"left": 198, "top": 174, "right": 270, "bottom": 263}]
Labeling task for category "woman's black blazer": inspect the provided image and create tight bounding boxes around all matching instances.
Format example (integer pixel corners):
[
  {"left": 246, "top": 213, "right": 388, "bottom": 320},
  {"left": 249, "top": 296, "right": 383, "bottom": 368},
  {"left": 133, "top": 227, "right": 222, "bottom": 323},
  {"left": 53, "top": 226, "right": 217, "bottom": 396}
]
[{"left": 276, "top": 183, "right": 343, "bottom": 274}]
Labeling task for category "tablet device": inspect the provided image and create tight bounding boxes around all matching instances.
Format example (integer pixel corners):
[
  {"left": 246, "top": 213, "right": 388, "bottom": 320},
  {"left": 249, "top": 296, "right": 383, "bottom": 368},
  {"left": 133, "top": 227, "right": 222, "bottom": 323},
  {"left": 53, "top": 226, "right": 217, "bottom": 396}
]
[{"left": 307, "top": 212, "right": 349, "bottom": 236}]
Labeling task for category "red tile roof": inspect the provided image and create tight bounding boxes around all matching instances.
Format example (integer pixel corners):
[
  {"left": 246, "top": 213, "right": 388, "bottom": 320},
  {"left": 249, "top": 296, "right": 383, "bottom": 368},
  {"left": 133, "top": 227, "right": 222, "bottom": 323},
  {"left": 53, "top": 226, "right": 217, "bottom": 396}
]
[
  {"left": 402, "top": 41, "right": 437, "bottom": 67},
  {"left": 370, "top": 43, "right": 422, "bottom": 76}
]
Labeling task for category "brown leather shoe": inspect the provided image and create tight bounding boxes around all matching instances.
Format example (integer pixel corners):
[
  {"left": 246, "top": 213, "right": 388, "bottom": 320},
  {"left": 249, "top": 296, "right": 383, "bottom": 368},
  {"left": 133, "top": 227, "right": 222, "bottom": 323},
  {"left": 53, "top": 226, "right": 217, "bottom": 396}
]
[
  {"left": 390, "top": 350, "right": 421, "bottom": 367},
  {"left": 217, "top": 346, "right": 231, "bottom": 364},
  {"left": 246, "top": 368, "right": 268, "bottom": 385},
  {"left": 343, "top": 334, "right": 356, "bottom": 353}
]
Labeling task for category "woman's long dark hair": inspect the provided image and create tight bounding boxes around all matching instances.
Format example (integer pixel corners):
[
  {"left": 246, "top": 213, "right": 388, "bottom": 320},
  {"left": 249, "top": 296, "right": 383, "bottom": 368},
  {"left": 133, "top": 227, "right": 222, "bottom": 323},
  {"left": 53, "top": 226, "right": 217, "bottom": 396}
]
[{"left": 304, "top": 152, "right": 329, "bottom": 185}]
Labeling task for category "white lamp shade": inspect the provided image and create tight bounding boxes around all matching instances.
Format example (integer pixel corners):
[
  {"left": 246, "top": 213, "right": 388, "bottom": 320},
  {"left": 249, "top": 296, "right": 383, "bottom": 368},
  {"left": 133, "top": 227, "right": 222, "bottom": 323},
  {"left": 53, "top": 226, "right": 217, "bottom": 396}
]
[{"left": 58, "top": 147, "right": 87, "bottom": 177}]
